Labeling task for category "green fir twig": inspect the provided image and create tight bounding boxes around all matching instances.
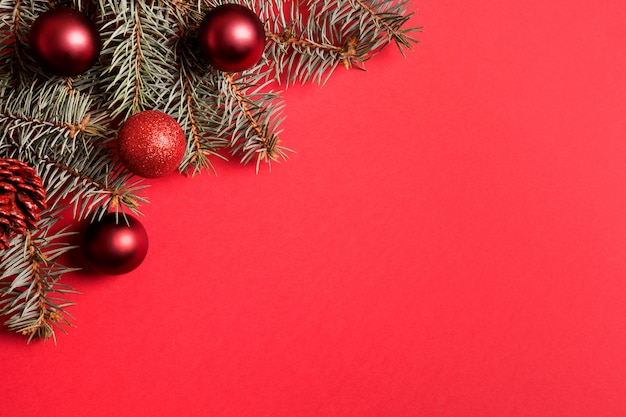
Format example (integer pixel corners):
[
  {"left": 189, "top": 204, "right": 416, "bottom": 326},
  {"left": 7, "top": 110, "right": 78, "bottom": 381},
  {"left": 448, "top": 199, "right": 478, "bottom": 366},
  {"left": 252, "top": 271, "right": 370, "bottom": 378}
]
[{"left": 0, "top": 209, "right": 78, "bottom": 344}]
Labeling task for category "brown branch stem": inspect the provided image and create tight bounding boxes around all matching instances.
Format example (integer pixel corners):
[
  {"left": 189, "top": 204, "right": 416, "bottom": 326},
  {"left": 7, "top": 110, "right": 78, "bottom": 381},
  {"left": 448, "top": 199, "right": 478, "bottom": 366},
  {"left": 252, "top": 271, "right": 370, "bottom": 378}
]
[
  {"left": 12, "top": 0, "right": 22, "bottom": 38},
  {"left": 266, "top": 30, "right": 359, "bottom": 69},
  {"left": 223, "top": 72, "right": 276, "bottom": 161},
  {"left": 0, "top": 111, "right": 93, "bottom": 139},
  {"left": 351, "top": 0, "right": 406, "bottom": 42},
  {"left": 19, "top": 230, "right": 55, "bottom": 339},
  {"left": 45, "top": 158, "right": 135, "bottom": 210},
  {"left": 182, "top": 71, "right": 203, "bottom": 161},
  {"left": 266, "top": 30, "right": 344, "bottom": 54},
  {"left": 132, "top": 1, "right": 143, "bottom": 113}
]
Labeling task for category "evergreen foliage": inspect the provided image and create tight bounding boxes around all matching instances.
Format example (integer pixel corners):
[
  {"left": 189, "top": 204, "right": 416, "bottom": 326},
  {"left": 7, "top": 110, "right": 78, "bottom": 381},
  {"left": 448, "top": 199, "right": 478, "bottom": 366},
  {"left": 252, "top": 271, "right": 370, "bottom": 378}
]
[{"left": 0, "top": 0, "right": 419, "bottom": 342}]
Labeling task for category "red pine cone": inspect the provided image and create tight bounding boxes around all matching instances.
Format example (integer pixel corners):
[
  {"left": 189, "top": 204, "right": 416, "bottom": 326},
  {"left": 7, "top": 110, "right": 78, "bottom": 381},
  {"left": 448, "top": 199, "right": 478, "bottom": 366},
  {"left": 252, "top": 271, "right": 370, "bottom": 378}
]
[{"left": 0, "top": 158, "right": 47, "bottom": 250}]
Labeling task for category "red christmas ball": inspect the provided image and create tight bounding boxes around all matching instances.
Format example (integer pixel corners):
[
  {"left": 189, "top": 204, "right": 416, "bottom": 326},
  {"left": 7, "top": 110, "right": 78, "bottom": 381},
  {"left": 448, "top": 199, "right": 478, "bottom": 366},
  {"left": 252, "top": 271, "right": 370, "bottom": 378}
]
[
  {"left": 198, "top": 4, "right": 265, "bottom": 72},
  {"left": 117, "top": 110, "right": 186, "bottom": 178},
  {"left": 82, "top": 213, "right": 148, "bottom": 275},
  {"left": 28, "top": 7, "right": 101, "bottom": 77}
]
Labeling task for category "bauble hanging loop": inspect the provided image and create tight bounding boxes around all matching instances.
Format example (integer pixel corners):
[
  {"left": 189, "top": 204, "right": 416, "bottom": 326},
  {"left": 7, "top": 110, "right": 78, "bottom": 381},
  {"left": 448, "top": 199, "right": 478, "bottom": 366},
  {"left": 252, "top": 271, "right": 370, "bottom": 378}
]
[
  {"left": 28, "top": 7, "right": 101, "bottom": 77},
  {"left": 198, "top": 4, "right": 266, "bottom": 72}
]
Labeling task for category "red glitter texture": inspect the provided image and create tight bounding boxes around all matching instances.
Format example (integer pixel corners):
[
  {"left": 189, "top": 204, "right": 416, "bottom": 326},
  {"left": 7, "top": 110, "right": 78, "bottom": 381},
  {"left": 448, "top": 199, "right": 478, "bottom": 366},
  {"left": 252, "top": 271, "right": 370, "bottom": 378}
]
[{"left": 117, "top": 110, "right": 186, "bottom": 178}]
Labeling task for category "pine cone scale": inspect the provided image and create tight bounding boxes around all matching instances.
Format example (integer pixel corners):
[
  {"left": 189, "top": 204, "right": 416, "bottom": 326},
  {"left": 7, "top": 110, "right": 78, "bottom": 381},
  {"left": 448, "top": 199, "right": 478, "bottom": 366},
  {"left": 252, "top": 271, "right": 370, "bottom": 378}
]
[
  {"left": 0, "top": 182, "right": 18, "bottom": 192},
  {"left": 0, "top": 158, "right": 47, "bottom": 250}
]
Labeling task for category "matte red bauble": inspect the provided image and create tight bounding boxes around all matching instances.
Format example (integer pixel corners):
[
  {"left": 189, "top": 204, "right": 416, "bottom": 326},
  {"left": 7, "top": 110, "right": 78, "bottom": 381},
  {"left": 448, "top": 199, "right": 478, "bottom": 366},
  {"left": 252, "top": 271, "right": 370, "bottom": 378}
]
[
  {"left": 28, "top": 7, "right": 101, "bottom": 77},
  {"left": 117, "top": 110, "right": 186, "bottom": 178},
  {"left": 82, "top": 213, "right": 148, "bottom": 275},
  {"left": 198, "top": 4, "right": 265, "bottom": 72}
]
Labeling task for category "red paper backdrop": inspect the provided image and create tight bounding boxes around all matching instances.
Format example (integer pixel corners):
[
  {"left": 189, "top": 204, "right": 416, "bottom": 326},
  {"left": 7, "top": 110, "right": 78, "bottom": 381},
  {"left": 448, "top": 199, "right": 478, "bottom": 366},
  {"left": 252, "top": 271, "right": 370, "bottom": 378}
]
[{"left": 3, "top": 1, "right": 626, "bottom": 416}]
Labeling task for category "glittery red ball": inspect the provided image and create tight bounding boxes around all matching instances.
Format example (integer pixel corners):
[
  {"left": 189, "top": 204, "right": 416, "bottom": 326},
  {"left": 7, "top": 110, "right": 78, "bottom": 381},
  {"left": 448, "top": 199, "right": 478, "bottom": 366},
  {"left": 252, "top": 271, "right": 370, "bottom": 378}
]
[
  {"left": 28, "top": 7, "right": 101, "bottom": 77},
  {"left": 117, "top": 110, "right": 186, "bottom": 178},
  {"left": 82, "top": 213, "right": 148, "bottom": 275},
  {"left": 198, "top": 4, "right": 266, "bottom": 72}
]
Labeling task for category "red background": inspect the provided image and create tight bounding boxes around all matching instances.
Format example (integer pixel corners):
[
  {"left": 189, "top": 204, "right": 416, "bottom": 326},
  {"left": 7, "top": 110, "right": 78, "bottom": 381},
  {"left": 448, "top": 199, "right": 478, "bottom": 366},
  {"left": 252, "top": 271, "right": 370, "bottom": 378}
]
[{"left": 3, "top": 1, "right": 626, "bottom": 416}]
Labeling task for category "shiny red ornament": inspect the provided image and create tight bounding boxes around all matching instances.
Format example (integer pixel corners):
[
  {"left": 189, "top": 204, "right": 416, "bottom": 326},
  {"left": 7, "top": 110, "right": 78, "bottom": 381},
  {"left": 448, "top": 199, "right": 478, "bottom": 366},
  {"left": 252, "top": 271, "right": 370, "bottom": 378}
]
[
  {"left": 28, "top": 7, "right": 101, "bottom": 77},
  {"left": 82, "top": 213, "right": 148, "bottom": 275},
  {"left": 117, "top": 110, "right": 186, "bottom": 178},
  {"left": 198, "top": 4, "right": 265, "bottom": 72}
]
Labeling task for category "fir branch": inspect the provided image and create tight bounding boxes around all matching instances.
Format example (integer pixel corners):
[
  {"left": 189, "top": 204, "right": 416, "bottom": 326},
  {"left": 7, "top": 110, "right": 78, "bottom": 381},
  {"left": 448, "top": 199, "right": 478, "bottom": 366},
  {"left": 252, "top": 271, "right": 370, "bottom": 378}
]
[
  {"left": 265, "top": 0, "right": 419, "bottom": 85},
  {"left": 0, "top": 209, "right": 78, "bottom": 343},
  {"left": 1, "top": 97, "right": 95, "bottom": 142},
  {"left": 266, "top": 28, "right": 360, "bottom": 69},
  {"left": 223, "top": 73, "right": 265, "bottom": 143},
  {"left": 176, "top": 66, "right": 225, "bottom": 175},
  {"left": 183, "top": 73, "right": 208, "bottom": 170},
  {"left": 130, "top": 4, "right": 143, "bottom": 111},
  {"left": 40, "top": 152, "right": 148, "bottom": 220},
  {"left": 162, "top": 0, "right": 201, "bottom": 26},
  {"left": 0, "top": 0, "right": 48, "bottom": 85},
  {"left": 163, "top": 9, "right": 227, "bottom": 175},
  {"left": 0, "top": 81, "right": 106, "bottom": 159},
  {"left": 345, "top": 0, "right": 419, "bottom": 54},
  {"left": 219, "top": 71, "right": 289, "bottom": 171},
  {"left": 3, "top": 138, "right": 148, "bottom": 221},
  {"left": 263, "top": 0, "right": 369, "bottom": 85},
  {"left": 98, "top": 0, "right": 179, "bottom": 119},
  {"left": 0, "top": 0, "right": 23, "bottom": 80}
]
